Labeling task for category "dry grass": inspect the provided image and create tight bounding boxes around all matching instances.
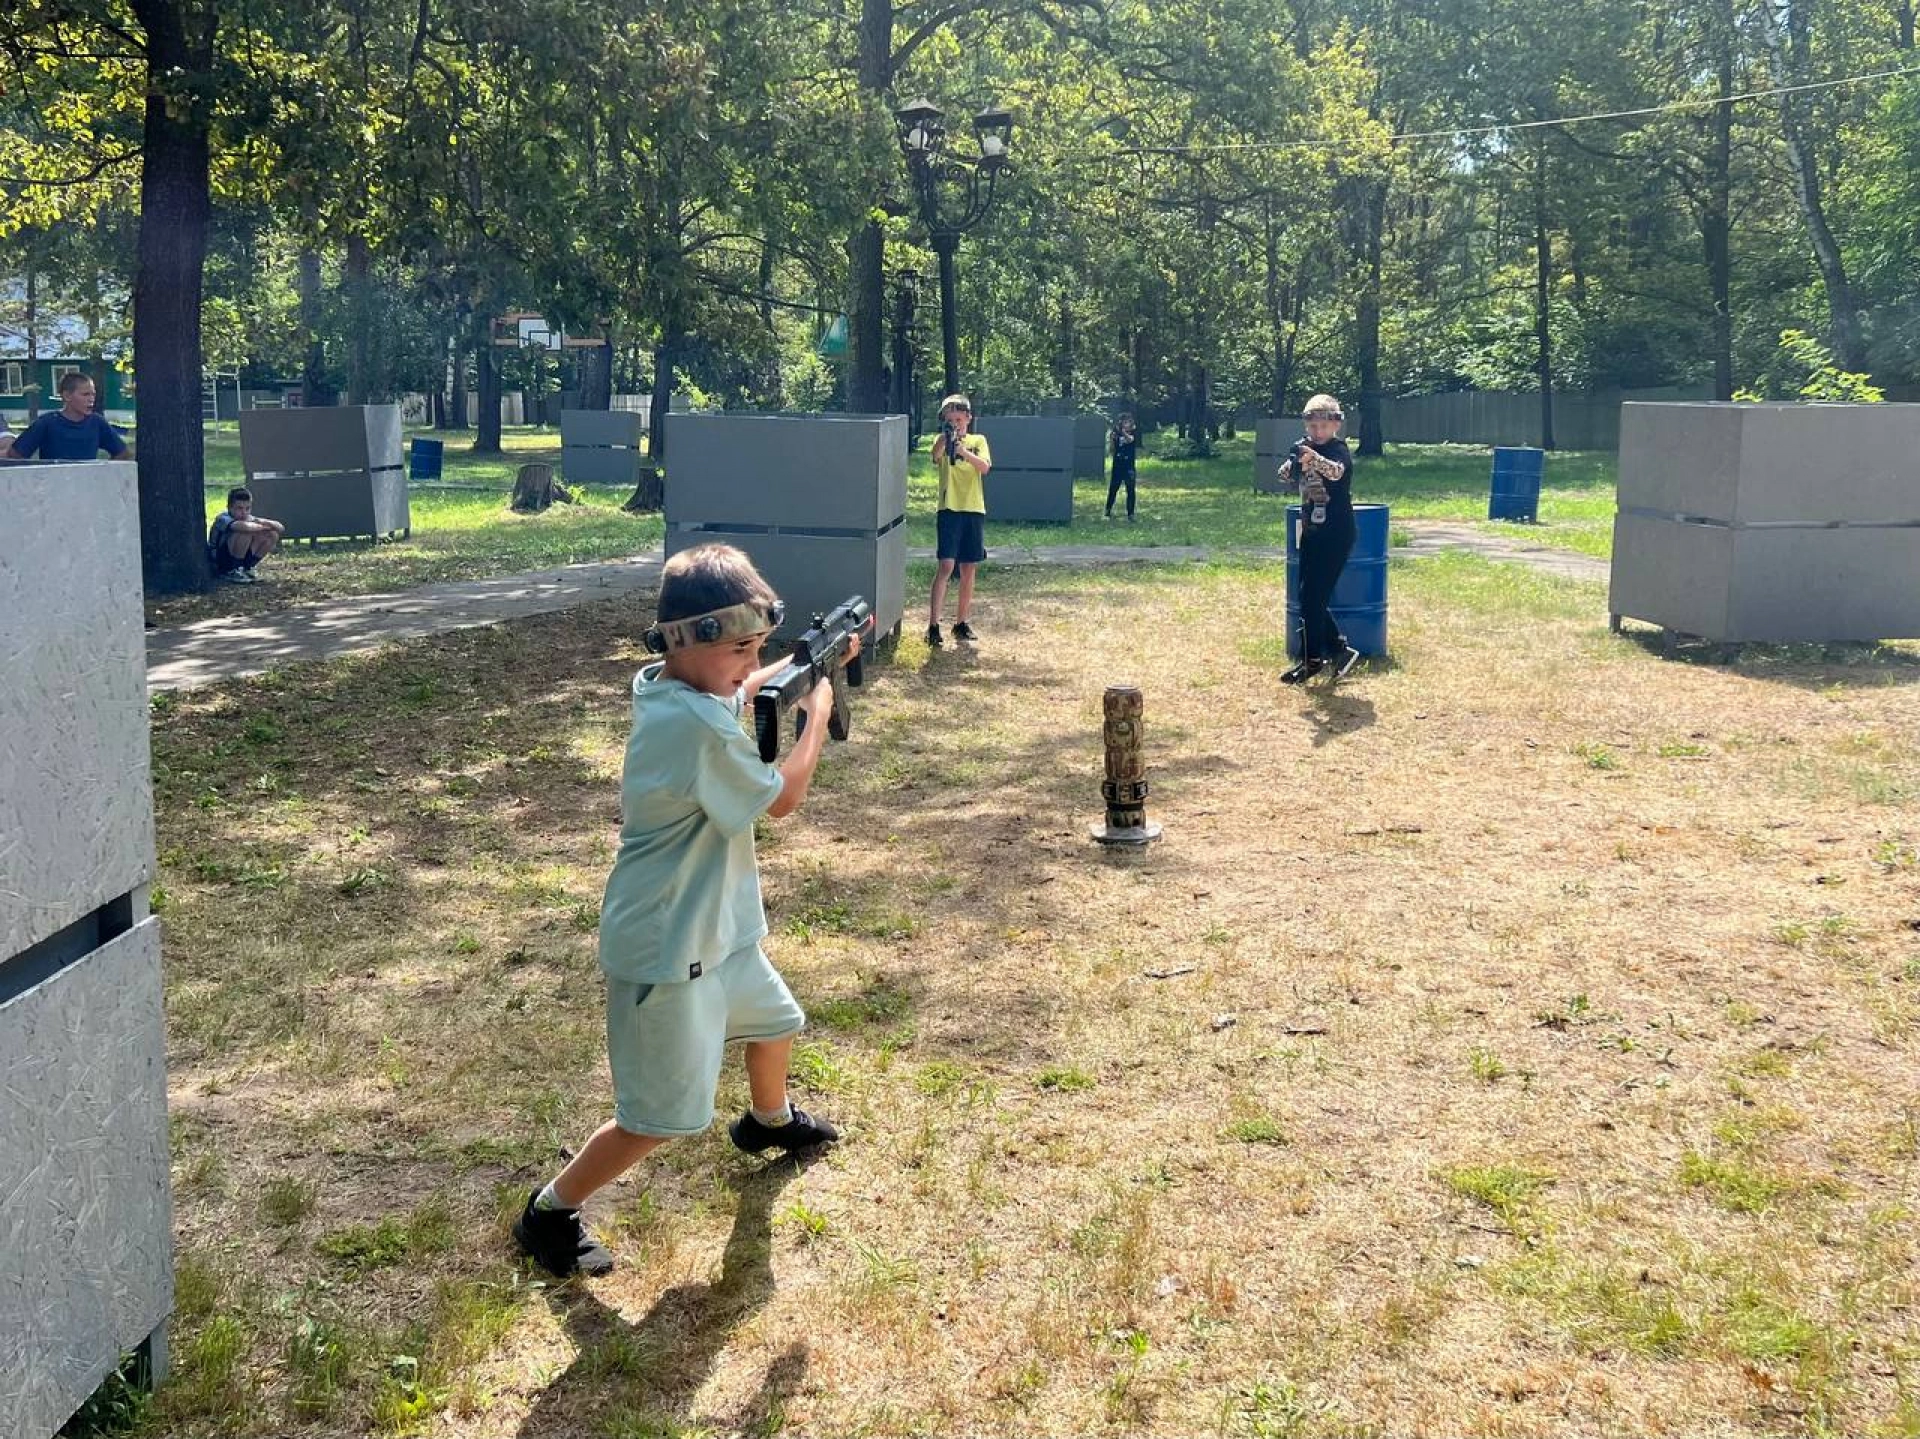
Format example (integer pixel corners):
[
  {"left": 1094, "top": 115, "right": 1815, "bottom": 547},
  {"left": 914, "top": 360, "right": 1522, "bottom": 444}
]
[{"left": 138, "top": 552, "right": 1920, "bottom": 1438}]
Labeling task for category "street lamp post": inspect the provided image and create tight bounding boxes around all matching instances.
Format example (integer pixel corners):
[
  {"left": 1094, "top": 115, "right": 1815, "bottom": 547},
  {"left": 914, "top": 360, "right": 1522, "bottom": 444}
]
[{"left": 896, "top": 99, "right": 1013, "bottom": 398}]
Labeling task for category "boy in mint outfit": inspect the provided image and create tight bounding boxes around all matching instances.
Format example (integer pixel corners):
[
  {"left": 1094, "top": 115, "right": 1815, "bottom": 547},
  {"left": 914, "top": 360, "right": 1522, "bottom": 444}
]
[{"left": 514, "top": 542, "right": 858, "bottom": 1278}]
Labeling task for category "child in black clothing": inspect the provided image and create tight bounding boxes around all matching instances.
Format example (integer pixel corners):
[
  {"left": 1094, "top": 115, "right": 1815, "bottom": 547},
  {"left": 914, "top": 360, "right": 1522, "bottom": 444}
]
[
  {"left": 1106, "top": 414, "right": 1140, "bottom": 520},
  {"left": 1278, "top": 394, "right": 1361, "bottom": 684}
]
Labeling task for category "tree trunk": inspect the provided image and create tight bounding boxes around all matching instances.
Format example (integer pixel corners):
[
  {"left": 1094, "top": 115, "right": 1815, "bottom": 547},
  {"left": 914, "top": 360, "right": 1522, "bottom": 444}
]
[
  {"left": 1355, "top": 178, "right": 1386, "bottom": 456},
  {"left": 580, "top": 340, "right": 613, "bottom": 410},
  {"left": 298, "top": 245, "right": 331, "bottom": 406},
  {"left": 1896, "top": 0, "right": 1914, "bottom": 48},
  {"left": 848, "top": 0, "right": 891, "bottom": 415},
  {"left": 1704, "top": 23, "right": 1735, "bottom": 401},
  {"left": 1767, "top": 0, "right": 1866, "bottom": 370},
  {"left": 447, "top": 314, "right": 469, "bottom": 428},
  {"left": 474, "top": 311, "right": 502, "bottom": 453},
  {"left": 24, "top": 259, "right": 39, "bottom": 420},
  {"left": 343, "top": 233, "right": 372, "bottom": 404},
  {"left": 1533, "top": 135, "right": 1556, "bottom": 451},
  {"left": 1055, "top": 292, "right": 1074, "bottom": 402},
  {"left": 130, "top": 0, "right": 215, "bottom": 596},
  {"left": 649, "top": 331, "right": 679, "bottom": 462}
]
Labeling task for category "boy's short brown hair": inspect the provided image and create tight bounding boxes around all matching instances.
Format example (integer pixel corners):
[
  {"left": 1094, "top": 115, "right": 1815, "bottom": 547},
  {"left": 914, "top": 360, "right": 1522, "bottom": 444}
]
[
  {"left": 58, "top": 371, "right": 95, "bottom": 397},
  {"left": 657, "top": 543, "right": 780, "bottom": 624}
]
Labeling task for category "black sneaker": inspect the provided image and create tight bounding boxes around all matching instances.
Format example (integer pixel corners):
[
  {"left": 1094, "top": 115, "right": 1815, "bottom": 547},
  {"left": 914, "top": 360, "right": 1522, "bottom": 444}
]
[
  {"left": 926, "top": 623, "right": 943, "bottom": 649},
  {"left": 512, "top": 1191, "right": 614, "bottom": 1278},
  {"left": 952, "top": 620, "right": 977, "bottom": 642},
  {"left": 729, "top": 1105, "right": 840, "bottom": 1155},
  {"left": 1280, "top": 658, "right": 1325, "bottom": 685},
  {"left": 1330, "top": 645, "right": 1363, "bottom": 680}
]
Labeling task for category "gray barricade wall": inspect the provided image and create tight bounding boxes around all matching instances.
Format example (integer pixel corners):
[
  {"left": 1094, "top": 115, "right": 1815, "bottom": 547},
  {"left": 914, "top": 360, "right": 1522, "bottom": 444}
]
[
  {"left": 665, "top": 413, "right": 909, "bottom": 642},
  {"left": 561, "top": 409, "right": 646, "bottom": 487},
  {"left": 1072, "top": 414, "right": 1107, "bottom": 480},
  {"left": 1610, "top": 402, "right": 1920, "bottom": 642},
  {"left": 1253, "top": 418, "right": 1294, "bottom": 494},
  {"left": 239, "top": 405, "right": 411, "bottom": 542},
  {"left": 2, "top": 464, "right": 172, "bottom": 1439},
  {"left": 972, "top": 416, "right": 1074, "bottom": 523}
]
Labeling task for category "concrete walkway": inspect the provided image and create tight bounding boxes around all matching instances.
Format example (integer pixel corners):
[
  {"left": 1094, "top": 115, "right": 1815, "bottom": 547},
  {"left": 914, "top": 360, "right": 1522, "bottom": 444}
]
[
  {"left": 1396, "top": 519, "right": 1610, "bottom": 583},
  {"left": 146, "top": 556, "right": 664, "bottom": 693},
  {"left": 146, "top": 522, "right": 1605, "bottom": 692}
]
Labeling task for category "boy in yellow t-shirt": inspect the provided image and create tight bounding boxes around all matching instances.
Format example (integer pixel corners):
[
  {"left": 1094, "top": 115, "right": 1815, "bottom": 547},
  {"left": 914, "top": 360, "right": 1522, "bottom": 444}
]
[{"left": 926, "top": 393, "right": 993, "bottom": 648}]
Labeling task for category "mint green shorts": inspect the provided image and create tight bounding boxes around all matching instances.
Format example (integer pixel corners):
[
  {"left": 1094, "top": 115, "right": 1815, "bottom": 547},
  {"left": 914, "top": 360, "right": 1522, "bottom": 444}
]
[{"left": 604, "top": 945, "right": 805, "bottom": 1137}]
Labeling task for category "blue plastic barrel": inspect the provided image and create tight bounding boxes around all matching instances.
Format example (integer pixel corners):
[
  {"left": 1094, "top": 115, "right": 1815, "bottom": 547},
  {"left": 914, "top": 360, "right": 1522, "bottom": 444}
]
[
  {"left": 1285, "top": 502, "right": 1390, "bottom": 658},
  {"left": 409, "top": 437, "right": 444, "bottom": 481},
  {"left": 1489, "top": 446, "right": 1544, "bottom": 521}
]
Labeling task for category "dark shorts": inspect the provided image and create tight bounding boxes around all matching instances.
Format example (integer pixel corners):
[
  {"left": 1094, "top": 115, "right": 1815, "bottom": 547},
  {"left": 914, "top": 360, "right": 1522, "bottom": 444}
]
[
  {"left": 936, "top": 509, "right": 987, "bottom": 565},
  {"left": 210, "top": 543, "right": 246, "bottom": 574}
]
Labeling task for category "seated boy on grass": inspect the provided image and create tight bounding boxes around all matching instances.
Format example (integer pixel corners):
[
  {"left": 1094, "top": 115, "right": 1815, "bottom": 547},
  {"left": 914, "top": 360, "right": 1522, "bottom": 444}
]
[
  {"left": 207, "top": 486, "right": 285, "bottom": 584},
  {"left": 514, "top": 542, "right": 859, "bottom": 1278}
]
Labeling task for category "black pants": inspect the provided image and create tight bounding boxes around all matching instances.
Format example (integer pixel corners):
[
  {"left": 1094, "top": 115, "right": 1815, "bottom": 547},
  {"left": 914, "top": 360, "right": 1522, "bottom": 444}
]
[
  {"left": 1296, "top": 521, "right": 1355, "bottom": 659},
  {"left": 1105, "top": 464, "right": 1136, "bottom": 517}
]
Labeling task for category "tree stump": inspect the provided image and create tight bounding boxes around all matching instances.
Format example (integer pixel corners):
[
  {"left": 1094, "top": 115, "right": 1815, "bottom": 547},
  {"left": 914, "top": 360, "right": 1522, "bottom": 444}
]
[
  {"left": 510, "top": 463, "right": 572, "bottom": 512},
  {"left": 623, "top": 464, "right": 665, "bottom": 514}
]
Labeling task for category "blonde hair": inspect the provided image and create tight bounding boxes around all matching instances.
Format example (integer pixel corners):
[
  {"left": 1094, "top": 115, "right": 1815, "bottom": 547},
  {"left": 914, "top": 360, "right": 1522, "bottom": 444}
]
[{"left": 1302, "top": 394, "right": 1344, "bottom": 421}]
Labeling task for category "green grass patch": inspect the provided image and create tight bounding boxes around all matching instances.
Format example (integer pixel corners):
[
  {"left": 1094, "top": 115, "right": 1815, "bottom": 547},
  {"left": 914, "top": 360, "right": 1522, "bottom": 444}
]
[
  {"left": 1445, "top": 1164, "right": 1553, "bottom": 1230},
  {"left": 317, "top": 1196, "right": 459, "bottom": 1271}
]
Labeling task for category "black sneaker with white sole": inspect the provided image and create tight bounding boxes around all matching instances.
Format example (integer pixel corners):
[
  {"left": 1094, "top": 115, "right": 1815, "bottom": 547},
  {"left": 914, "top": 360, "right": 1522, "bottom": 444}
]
[
  {"left": 512, "top": 1191, "right": 614, "bottom": 1278},
  {"left": 1330, "top": 645, "right": 1363, "bottom": 680},
  {"left": 1280, "top": 657, "right": 1325, "bottom": 685},
  {"left": 729, "top": 1105, "right": 841, "bottom": 1155},
  {"left": 952, "top": 620, "right": 977, "bottom": 642},
  {"left": 926, "top": 623, "right": 944, "bottom": 649}
]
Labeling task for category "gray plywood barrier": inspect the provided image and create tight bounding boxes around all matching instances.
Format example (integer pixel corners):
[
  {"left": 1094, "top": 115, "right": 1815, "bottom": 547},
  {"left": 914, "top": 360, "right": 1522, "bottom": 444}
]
[
  {"left": 239, "top": 405, "right": 411, "bottom": 542},
  {"left": 2, "top": 463, "right": 171, "bottom": 1439},
  {"left": 972, "top": 415, "right": 1074, "bottom": 523},
  {"left": 1253, "top": 418, "right": 1294, "bottom": 494},
  {"left": 1072, "top": 414, "right": 1107, "bottom": 480},
  {"left": 1610, "top": 403, "right": 1920, "bottom": 643},
  {"left": 561, "top": 409, "right": 646, "bottom": 487},
  {"left": 666, "top": 413, "right": 909, "bottom": 641}
]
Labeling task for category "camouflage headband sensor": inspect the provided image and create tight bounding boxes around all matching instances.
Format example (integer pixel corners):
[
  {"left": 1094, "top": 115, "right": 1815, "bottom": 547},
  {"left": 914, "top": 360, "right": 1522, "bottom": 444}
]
[{"left": 644, "top": 600, "right": 786, "bottom": 654}]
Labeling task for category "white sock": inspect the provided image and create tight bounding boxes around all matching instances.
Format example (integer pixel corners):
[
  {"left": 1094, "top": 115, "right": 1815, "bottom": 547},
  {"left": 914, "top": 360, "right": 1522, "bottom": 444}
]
[
  {"left": 751, "top": 1101, "right": 793, "bottom": 1127},
  {"left": 534, "top": 1180, "right": 572, "bottom": 1211}
]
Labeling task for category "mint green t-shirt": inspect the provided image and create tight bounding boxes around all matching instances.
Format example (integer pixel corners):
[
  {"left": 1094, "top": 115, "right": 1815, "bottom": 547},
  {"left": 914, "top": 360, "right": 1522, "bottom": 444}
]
[{"left": 598, "top": 663, "right": 786, "bottom": 983}]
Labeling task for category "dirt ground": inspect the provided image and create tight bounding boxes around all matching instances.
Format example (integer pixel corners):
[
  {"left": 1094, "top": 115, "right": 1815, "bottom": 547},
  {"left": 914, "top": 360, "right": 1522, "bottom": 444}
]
[{"left": 145, "top": 553, "right": 1918, "bottom": 1439}]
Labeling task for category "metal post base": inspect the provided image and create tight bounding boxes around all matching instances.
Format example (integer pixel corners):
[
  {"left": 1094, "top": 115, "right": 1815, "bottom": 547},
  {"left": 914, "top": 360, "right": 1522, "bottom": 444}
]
[{"left": 1090, "top": 820, "right": 1162, "bottom": 846}]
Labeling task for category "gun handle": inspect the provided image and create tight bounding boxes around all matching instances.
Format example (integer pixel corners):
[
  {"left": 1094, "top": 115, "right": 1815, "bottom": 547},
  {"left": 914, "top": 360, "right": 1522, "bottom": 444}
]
[
  {"left": 753, "top": 695, "right": 781, "bottom": 763},
  {"left": 827, "top": 664, "right": 852, "bottom": 742}
]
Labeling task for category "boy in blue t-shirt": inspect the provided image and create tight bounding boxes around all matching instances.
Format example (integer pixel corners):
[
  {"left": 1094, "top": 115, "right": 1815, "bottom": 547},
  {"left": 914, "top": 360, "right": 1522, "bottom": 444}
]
[
  {"left": 3, "top": 373, "right": 130, "bottom": 461},
  {"left": 513, "top": 542, "right": 858, "bottom": 1278},
  {"left": 207, "top": 486, "right": 286, "bottom": 583}
]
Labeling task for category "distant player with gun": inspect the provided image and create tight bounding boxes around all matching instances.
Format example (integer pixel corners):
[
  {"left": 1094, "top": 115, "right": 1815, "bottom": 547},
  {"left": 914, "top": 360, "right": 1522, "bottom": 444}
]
[
  {"left": 1276, "top": 394, "right": 1362, "bottom": 684},
  {"left": 927, "top": 393, "right": 993, "bottom": 649},
  {"left": 512, "top": 543, "right": 861, "bottom": 1279}
]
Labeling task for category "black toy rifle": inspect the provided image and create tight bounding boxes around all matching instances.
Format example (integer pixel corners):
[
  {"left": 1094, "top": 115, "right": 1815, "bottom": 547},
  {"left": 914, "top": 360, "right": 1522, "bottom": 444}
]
[{"left": 753, "top": 596, "right": 872, "bottom": 762}]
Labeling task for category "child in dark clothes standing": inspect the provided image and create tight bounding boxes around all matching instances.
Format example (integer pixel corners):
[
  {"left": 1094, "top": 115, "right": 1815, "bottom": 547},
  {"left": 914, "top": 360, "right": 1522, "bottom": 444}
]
[{"left": 1278, "top": 394, "right": 1361, "bottom": 684}]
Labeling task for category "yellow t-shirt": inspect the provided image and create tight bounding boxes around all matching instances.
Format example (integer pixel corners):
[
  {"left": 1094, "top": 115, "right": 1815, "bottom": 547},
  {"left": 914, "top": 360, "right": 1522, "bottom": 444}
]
[{"left": 936, "top": 433, "right": 991, "bottom": 514}]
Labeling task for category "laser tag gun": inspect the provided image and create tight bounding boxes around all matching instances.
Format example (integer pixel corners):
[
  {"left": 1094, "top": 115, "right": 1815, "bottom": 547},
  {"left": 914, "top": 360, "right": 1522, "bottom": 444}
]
[
  {"left": 753, "top": 596, "right": 872, "bottom": 762},
  {"left": 1281, "top": 441, "right": 1342, "bottom": 532}
]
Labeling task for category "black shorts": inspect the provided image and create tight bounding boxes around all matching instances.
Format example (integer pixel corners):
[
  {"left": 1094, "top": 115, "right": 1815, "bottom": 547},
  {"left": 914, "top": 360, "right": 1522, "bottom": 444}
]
[
  {"left": 211, "top": 543, "right": 246, "bottom": 574},
  {"left": 936, "top": 509, "right": 987, "bottom": 565}
]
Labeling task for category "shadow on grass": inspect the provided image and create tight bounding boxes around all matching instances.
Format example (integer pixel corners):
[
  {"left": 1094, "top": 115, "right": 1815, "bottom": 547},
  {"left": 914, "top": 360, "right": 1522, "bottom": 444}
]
[
  {"left": 1612, "top": 624, "right": 1920, "bottom": 690},
  {"left": 513, "top": 1155, "right": 815, "bottom": 1439}
]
